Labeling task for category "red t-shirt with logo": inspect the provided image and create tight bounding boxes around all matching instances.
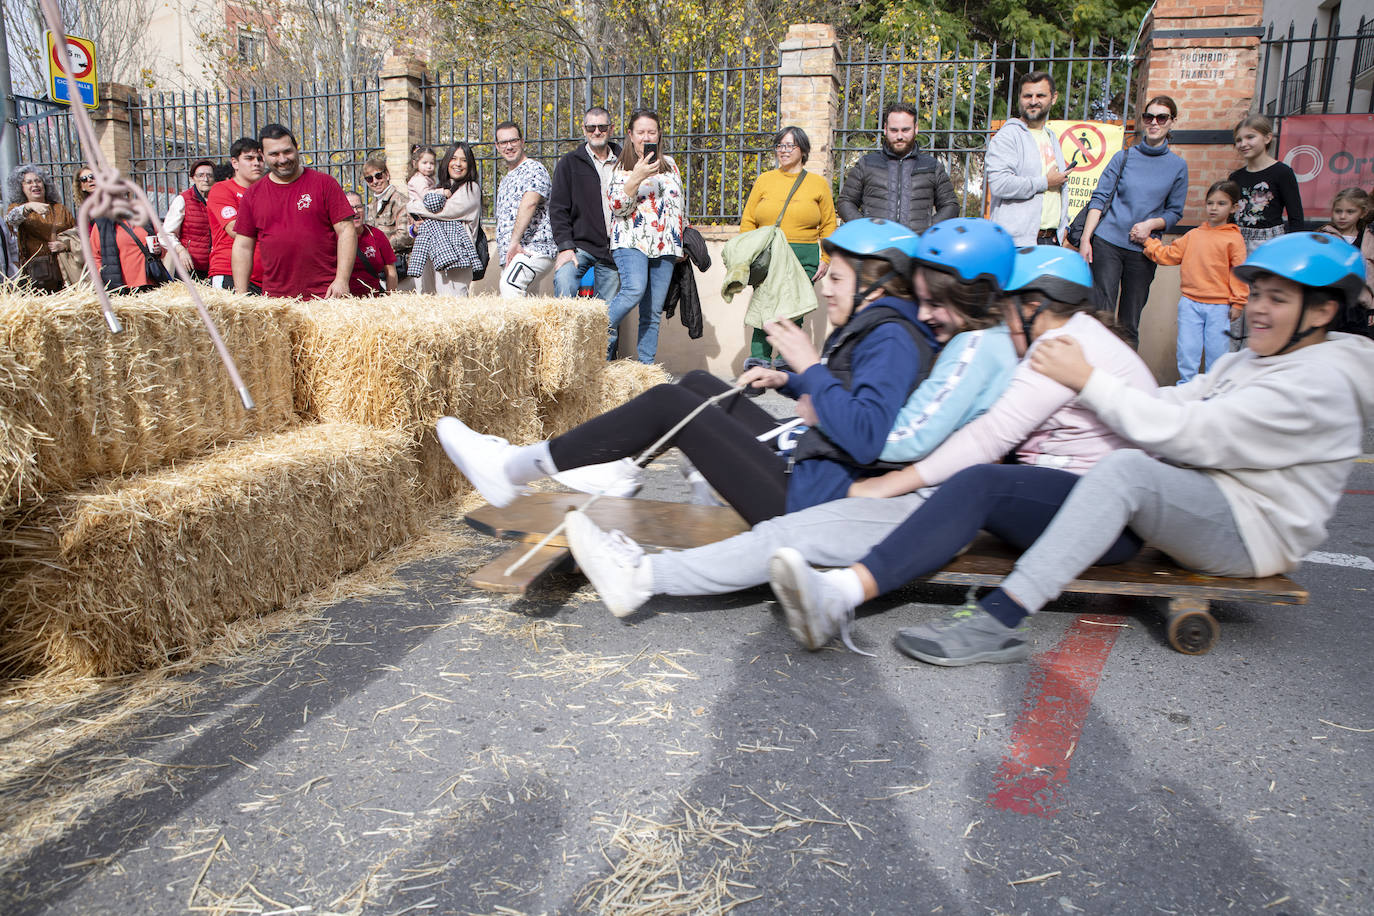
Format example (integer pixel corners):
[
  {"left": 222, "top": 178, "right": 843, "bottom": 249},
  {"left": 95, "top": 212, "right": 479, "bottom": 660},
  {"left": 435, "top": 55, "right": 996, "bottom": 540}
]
[
  {"left": 234, "top": 168, "right": 354, "bottom": 298},
  {"left": 206, "top": 179, "right": 263, "bottom": 285},
  {"left": 349, "top": 225, "right": 397, "bottom": 296}
]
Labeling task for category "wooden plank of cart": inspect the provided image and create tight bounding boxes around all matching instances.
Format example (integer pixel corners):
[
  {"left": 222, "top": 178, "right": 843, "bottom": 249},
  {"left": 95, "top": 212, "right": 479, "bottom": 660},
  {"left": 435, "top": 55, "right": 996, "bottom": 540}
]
[{"left": 465, "top": 493, "right": 1308, "bottom": 655}]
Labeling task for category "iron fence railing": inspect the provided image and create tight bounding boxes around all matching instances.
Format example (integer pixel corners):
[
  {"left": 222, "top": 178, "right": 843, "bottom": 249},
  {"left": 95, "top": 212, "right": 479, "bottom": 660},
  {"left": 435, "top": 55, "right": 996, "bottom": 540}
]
[
  {"left": 129, "top": 78, "right": 383, "bottom": 213},
  {"left": 1260, "top": 17, "right": 1374, "bottom": 121},
  {"left": 834, "top": 37, "right": 1133, "bottom": 218},
  {"left": 423, "top": 51, "right": 780, "bottom": 223},
  {"left": 12, "top": 96, "right": 86, "bottom": 208}
]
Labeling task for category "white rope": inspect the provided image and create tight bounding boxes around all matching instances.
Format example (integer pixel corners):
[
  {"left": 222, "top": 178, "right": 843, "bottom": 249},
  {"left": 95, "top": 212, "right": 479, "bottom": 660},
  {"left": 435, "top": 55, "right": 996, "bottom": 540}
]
[{"left": 502, "top": 383, "right": 747, "bottom": 579}]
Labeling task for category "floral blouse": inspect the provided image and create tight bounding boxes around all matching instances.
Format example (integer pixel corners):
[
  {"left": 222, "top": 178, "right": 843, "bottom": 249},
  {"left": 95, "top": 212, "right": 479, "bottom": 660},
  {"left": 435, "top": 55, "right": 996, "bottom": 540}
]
[{"left": 608, "top": 157, "right": 685, "bottom": 258}]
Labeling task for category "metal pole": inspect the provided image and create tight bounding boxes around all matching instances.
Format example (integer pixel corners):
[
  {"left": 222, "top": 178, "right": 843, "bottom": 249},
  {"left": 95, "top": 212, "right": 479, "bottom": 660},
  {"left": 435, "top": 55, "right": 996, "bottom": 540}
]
[{"left": 0, "top": 8, "right": 20, "bottom": 189}]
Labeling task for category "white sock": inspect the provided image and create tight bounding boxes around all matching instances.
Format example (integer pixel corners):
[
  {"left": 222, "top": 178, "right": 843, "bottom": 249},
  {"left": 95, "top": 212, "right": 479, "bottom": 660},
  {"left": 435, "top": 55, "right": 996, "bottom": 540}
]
[
  {"left": 503, "top": 441, "right": 556, "bottom": 485},
  {"left": 821, "top": 568, "right": 866, "bottom": 609},
  {"left": 635, "top": 555, "right": 655, "bottom": 593}
]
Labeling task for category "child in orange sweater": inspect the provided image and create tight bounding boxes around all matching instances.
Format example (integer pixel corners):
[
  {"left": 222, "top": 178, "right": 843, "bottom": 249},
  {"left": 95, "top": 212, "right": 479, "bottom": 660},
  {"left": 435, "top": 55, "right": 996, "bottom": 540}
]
[{"left": 1144, "top": 180, "right": 1249, "bottom": 382}]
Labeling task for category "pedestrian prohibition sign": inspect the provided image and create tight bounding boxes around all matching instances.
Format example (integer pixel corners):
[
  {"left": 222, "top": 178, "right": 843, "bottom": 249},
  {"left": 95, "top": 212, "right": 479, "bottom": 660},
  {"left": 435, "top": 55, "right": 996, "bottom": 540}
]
[
  {"left": 44, "top": 31, "right": 99, "bottom": 109},
  {"left": 1046, "top": 120, "right": 1124, "bottom": 222}
]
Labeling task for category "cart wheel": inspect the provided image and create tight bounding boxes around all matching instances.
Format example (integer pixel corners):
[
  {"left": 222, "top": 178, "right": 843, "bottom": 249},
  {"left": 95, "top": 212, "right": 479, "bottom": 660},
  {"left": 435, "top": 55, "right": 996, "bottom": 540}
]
[{"left": 1166, "top": 601, "right": 1219, "bottom": 655}]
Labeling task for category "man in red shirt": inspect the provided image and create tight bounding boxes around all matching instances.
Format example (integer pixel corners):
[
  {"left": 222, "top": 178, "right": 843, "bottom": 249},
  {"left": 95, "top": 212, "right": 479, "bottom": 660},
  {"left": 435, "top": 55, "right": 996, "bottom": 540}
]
[
  {"left": 232, "top": 124, "right": 355, "bottom": 299},
  {"left": 345, "top": 191, "right": 397, "bottom": 296},
  {"left": 206, "top": 137, "right": 265, "bottom": 292}
]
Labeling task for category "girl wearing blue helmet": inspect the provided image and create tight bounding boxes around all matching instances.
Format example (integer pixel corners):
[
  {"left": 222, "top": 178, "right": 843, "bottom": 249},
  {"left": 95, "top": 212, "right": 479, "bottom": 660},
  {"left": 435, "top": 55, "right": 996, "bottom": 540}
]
[
  {"left": 771, "top": 233, "right": 1374, "bottom": 665},
  {"left": 436, "top": 217, "right": 936, "bottom": 532}
]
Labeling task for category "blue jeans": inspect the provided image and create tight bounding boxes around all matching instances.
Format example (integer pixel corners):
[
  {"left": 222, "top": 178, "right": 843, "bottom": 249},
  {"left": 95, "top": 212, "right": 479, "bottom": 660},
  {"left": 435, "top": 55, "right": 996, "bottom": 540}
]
[
  {"left": 553, "top": 247, "right": 620, "bottom": 300},
  {"left": 1175, "top": 295, "right": 1231, "bottom": 383},
  {"left": 608, "top": 248, "right": 674, "bottom": 363}
]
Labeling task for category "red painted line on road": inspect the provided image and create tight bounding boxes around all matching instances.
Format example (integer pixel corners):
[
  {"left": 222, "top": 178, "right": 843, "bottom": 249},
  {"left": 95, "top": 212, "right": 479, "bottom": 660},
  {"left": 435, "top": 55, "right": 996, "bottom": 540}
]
[
  {"left": 987, "top": 613, "right": 1124, "bottom": 818},
  {"left": 1344, "top": 489, "right": 1374, "bottom": 495}
]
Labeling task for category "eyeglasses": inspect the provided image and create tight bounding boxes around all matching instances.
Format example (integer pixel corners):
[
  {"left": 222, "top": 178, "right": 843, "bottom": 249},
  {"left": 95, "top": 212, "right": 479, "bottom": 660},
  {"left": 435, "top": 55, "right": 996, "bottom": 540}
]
[
  {"left": 496, "top": 138, "right": 521, "bottom": 148},
  {"left": 79, "top": 173, "right": 96, "bottom": 182},
  {"left": 584, "top": 124, "right": 610, "bottom": 133},
  {"left": 364, "top": 172, "right": 387, "bottom": 182},
  {"left": 775, "top": 143, "right": 798, "bottom": 152},
  {"left": 1141, "top": 112, "right": 1173, "bottom": 124}
]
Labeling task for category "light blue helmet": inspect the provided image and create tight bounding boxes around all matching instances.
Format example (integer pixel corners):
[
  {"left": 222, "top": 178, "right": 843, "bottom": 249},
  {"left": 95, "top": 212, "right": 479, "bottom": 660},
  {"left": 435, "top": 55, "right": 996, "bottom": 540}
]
[
  {"left": 1006, "top": 245, "right": 1095, "bottom": 305},
  {"left": 1234, "top": 232, "right": 1365, "bottom": 308},
  {"left": 822, "top": 218, "right": 923, "bottom": 279},
  {"left": 911, "top": 217, "right": 1017, "bottom": 290}
]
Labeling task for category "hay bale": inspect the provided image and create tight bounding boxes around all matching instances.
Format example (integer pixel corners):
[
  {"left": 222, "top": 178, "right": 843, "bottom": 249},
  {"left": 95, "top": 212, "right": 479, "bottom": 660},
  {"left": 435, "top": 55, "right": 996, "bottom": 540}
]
[
  {"left": 0, "top": 285, "right": 297, "bottom": 503},
  {"left": 0, "top": 422, "right": 419, "bottom": 678},
  {"left": 600, "top": 359, "right": 672, "bottom": 411},
  {"left": 0, "top": 347, "right": 50, "bottom": 514}
]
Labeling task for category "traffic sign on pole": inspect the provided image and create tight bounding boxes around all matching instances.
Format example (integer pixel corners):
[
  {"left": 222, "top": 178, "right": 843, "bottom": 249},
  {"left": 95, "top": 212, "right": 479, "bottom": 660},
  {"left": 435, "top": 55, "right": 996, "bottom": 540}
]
[{"left": 43, "top": 31, "right": 99, "bottom": 109}]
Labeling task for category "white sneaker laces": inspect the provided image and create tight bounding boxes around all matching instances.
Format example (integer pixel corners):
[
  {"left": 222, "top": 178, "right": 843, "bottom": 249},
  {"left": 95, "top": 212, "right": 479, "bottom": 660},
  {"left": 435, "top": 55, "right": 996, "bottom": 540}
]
[{"left": 603, "top": 529, "right": 644, "bottom": 568}]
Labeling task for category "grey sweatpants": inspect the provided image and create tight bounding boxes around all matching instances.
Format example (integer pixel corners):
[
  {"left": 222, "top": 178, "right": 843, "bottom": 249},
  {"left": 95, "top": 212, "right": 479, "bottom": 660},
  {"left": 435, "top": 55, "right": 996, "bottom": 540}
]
[
  {"left": 651, "top": 492, "right": 929, "bottom": 596},
  {"left": 1002, "top": 450, "right": 1255, "bottom": 613}
]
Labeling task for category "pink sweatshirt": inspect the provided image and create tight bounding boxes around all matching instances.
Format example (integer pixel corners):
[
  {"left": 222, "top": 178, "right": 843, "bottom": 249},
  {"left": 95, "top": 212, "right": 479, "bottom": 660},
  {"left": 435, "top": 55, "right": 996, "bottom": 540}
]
[
  {"left": 915, "top": 312, "right": 1158, "bottom": 485},
  {"left": 407, "top": 172, "right": 436, "bottom": 205}
]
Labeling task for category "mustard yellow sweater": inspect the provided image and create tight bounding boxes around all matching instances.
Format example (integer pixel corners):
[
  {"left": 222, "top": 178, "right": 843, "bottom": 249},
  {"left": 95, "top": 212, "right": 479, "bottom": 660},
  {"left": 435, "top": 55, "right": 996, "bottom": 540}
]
[{"left": 740, "top": 169, "right": 838, "bottom": 259}]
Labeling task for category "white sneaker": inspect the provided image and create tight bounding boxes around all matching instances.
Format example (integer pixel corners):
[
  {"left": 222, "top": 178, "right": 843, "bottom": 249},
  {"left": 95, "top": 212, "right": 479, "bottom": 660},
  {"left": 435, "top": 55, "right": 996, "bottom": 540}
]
[
  {"left": 564, "top": 510, "right": 652, "bottom": 617},
  {"left": 435, "top": 416, "right": 518, "bottom": 507},
  {"left": 552, "top": 458, "right": 643, "bottom": 498},
  {"left": 768, "top": 548, "right": 873, "bottom": 655}
]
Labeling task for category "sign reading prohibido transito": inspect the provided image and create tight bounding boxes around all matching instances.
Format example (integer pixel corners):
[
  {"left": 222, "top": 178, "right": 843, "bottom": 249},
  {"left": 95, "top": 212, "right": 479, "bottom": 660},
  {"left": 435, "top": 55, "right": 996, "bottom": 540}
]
[
  {"left": 44, "top": 31, "right": 99, "bottom": 109},
  {"left": 1048, "top": 120, "right": 1125, "bottom": 222}
]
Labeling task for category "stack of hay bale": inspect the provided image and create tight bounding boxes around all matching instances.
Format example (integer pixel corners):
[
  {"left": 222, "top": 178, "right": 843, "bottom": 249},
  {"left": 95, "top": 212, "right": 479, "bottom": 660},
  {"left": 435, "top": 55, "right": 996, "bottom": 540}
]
[{"left": 0, "top": 287, "right": 669, "bottom": 679}]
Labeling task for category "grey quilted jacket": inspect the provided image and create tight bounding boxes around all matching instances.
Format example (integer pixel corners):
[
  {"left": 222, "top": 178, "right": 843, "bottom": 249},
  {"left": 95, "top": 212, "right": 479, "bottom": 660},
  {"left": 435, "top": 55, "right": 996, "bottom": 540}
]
[{"left": 837, "top": 146, "right": 959, "bottom": 232}]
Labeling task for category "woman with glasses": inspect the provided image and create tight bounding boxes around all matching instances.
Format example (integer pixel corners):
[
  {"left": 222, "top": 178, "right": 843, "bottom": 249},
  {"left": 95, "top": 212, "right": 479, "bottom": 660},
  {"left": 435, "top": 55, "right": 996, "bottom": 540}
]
[
  {"left": 738, "top": 126, "right": 838, "bottom": 376},
  {"left": 162, "top": 159, "right": 216, "bottom": 280},
  {"left": 1074, "top": 95, "right": 1189, "bottom": 347},
  {"left": 4, "top": 165, "right": 76, "bottom": 293},
  {"left": 361, "top": 156, "right": 413, "bottom": 287},
  {"left": 605, "top": 108, "right": 686, "bottom": 363}
]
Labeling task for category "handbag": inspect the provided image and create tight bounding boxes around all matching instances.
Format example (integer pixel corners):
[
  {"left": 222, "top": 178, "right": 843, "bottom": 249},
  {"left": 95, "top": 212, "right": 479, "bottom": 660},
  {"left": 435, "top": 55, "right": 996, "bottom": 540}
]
[
  {"left": 471, "top": 224, "right": 490, "bottom": 281},
  {"left": 23, "top": 252, "right": 63, "bottom": 292},
  {"left": 748, "top": 170, "right": 808, "bottom": 287},
  {"left": 1066, "top": 148, "right": 1127, "bottom": 248},
  {"left": 120, "top": 222, "right": 172, "bottom": 287}
]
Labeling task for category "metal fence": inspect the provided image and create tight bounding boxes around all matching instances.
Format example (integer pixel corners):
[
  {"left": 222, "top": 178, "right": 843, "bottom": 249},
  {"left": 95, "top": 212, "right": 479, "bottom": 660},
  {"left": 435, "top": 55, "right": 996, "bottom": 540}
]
[
  {"left": 129, "top": 78, "right": 383, "bottom": 213},
  {"left": 834, "top": 37, "right": 1134, "bottom": 217},
  {"left": 12, "top": 96, "right": 86, "bottom": 208},
  {"left": 1259, "top": 16, "right": 1374, "bottom": 121},
  {"left": 423, "top": 51, "right": 780, "bottom": 223}
]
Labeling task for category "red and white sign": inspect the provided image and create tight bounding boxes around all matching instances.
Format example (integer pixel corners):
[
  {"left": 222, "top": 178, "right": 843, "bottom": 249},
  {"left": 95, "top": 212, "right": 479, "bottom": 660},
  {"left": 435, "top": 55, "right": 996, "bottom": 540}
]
[{"left": 1279, "top": 114, "right": 1374, "bottom": 216}]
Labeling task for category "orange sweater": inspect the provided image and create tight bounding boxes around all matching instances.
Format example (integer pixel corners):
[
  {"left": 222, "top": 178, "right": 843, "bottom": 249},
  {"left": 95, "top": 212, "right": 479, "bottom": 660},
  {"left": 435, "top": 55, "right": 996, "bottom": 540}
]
[{"left": 1143, "top": 222, "right": 1248, "bottom": 307}]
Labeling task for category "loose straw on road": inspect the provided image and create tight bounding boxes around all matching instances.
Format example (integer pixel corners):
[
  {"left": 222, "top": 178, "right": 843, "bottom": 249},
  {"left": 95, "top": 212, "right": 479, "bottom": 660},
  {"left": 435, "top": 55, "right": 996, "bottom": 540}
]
[
  {"left": 502, "top": 383, "right": 747, "bottom": 578},
  {"left": 36, "top": 0, "right": 254, "bottom": 409}
]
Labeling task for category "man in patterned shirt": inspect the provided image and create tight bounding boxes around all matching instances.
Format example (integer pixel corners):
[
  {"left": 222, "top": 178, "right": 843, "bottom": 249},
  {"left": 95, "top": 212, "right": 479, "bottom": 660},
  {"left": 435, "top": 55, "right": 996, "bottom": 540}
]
[{"left": 494, "top": 121, "right": 557, "bottom": 296}]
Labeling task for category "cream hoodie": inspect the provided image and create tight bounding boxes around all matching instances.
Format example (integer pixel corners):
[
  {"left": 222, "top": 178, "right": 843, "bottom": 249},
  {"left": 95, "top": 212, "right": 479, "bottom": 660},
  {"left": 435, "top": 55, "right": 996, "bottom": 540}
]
[{"left": 1078, "top": 332, "right": 1374, "bottom": 575}]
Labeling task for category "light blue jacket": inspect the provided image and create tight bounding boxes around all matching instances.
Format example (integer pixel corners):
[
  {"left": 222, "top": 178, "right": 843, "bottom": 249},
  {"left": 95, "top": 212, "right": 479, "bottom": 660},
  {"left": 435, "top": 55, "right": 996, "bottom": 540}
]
[{"left": 879, "top": 325, "right": 1019, "bottom": 463}]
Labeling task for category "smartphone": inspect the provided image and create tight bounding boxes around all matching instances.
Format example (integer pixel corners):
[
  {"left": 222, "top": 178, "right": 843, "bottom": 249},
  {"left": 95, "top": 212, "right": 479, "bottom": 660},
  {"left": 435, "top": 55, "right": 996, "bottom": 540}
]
[{"left": 643, "top": 142, "right": 659, "bottom": 162}]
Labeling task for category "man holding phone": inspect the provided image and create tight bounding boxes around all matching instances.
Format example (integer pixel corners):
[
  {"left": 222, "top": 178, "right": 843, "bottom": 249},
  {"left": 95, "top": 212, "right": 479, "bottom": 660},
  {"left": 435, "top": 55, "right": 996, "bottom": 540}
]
[{"left": 985, "top": 71, "right": 1072, "bottom": 246}]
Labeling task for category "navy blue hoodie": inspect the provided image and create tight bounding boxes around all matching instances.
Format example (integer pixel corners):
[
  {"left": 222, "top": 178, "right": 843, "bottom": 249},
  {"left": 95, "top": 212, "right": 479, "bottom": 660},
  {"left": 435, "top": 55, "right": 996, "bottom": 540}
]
[{"left": 779, "top": 294, "right": 938, "bottom": 512}]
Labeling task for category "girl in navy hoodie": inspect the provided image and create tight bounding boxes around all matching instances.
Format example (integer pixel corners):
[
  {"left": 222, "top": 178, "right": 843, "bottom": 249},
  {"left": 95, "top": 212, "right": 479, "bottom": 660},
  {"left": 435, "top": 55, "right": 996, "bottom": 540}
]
[{"left": 435, "top": 218, "right": 938, "bottom": 526}]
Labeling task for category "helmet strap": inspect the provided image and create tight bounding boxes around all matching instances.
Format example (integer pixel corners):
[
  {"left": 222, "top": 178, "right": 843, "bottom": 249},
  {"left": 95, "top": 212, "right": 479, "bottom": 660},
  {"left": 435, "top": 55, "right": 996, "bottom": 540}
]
[
  {"left": 853, "top": 270, "right": 895, "bottom": 311},
  {"left": 1015, "top": 296, "right": 1050, "bottom": 345},
  {"left": 1274, "top": 303, "right": 1327, "bottom": 355}
]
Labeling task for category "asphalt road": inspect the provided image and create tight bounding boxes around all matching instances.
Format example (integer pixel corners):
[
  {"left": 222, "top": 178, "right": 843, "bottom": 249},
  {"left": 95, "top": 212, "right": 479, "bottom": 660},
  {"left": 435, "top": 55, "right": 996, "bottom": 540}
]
[{"left": 3, "top": 401, "right": 1371, "bottom": 915}]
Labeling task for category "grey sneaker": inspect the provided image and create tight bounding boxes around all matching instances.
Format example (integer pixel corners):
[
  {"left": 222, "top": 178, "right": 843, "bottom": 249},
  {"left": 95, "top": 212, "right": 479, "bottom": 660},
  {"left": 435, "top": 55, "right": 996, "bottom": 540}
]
[
  {"left": 893, "top": 603, "right": 1030, "bottom": 667},
  {"left": 564, "top": 510, "right": 652, "bottom": 617},
  {"left": 739, "top": 357, "right": 771, "bottom": 398},
  {"left": 768, "top": 548, "right": 872, "bottom": 656},
  {"left": 435, "top": 416, "right": 518, "bottom": 507}
]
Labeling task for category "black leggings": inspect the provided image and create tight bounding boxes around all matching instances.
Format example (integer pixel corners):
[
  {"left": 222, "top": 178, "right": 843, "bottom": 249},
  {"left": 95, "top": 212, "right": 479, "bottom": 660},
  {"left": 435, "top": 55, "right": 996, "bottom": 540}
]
[
  {"left": 860, "top": 464, "right": 1144, "bottom": 594},
  {"left": 548, "top": 370, "right": 788, "bottom": 524}
]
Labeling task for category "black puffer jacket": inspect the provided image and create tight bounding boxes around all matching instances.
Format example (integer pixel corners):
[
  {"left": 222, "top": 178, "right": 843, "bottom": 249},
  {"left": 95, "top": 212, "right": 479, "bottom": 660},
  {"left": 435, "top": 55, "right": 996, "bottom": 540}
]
[{"left": 837, "top": 146, "right": 959, "bottom": 232}]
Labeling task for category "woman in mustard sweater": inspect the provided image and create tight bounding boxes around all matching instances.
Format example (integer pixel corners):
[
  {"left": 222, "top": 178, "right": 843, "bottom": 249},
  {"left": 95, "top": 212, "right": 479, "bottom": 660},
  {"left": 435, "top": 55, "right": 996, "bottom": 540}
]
[{"left": 739, "top": 126, "right": 838, "bottom": 369}]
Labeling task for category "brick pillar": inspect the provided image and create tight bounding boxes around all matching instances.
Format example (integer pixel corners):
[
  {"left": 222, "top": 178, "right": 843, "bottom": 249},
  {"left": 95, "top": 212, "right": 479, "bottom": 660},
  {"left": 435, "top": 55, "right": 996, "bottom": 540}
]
[
  {"left": 380, "top": 56, "right": 427, "bottom": 186},
  {"left": 1136, "top": 0, "right": 1265, "bottom": 223},
  {"left": 778, "top": 24, "right": 841, "bottom": 181},
  {"left": 90, "top": 83, "right": 136, "bottom": 177}
]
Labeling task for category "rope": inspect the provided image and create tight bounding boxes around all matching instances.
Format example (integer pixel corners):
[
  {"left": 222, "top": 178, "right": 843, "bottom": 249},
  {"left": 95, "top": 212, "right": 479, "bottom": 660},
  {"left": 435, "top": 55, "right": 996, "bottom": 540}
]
[
  {"left": 502, "top": 383, "right": 747, "bottom": 579},
  {"left": 36, "top": 0, "right": 254, "bottom": 409}
]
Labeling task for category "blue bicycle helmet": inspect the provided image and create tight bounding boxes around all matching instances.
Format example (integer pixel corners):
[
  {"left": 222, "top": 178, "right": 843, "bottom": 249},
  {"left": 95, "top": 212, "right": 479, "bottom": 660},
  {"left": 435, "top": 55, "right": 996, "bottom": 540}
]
[
  {"left": 911, "top": 217, "right": 1017, "bottom": 290},
  {"left": 1233, "top": 232, "right": 1364, "bottom": 308},
  {"left": 822, "top": 217, "right": 923, "bottom": 279},
  {"left": 1006, "top": 245, "right": 1095, "bottom": 305}
]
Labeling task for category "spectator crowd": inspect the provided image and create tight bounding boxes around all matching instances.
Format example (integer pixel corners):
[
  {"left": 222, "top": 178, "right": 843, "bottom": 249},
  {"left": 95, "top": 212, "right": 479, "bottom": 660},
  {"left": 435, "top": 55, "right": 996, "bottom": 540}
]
[{"left": 5, "top": 75, "right": 1373, "bottom": 370}]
